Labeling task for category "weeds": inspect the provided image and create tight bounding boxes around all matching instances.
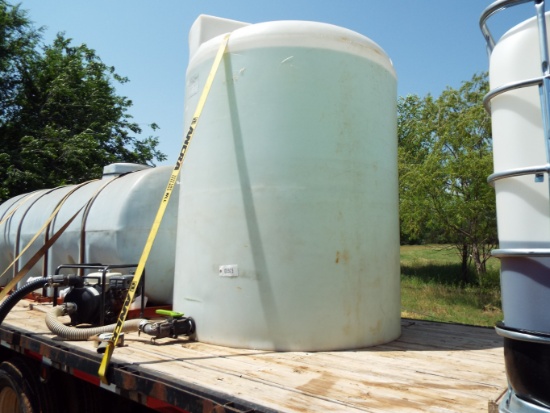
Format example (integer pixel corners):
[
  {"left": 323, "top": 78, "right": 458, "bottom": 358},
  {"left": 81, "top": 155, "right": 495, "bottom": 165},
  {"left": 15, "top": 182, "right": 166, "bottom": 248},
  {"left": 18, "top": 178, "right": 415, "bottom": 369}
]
[{"left": 400, "top": 244, "right": 502, "bottom": 326}]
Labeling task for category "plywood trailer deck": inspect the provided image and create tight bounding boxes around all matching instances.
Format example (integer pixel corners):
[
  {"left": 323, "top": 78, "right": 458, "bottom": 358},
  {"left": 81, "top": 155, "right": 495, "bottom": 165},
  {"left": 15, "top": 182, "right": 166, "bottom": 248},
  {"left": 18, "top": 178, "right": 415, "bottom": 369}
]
[{"left": 0, "top": 300, "right": 506, "bottom": 413}]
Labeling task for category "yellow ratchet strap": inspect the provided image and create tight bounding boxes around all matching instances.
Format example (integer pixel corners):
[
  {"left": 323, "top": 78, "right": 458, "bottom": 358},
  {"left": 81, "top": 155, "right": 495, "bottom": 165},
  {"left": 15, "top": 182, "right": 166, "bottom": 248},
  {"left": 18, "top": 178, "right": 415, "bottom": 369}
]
[{"left": 98, "top": 33, "right": 231, "bottom": 384}]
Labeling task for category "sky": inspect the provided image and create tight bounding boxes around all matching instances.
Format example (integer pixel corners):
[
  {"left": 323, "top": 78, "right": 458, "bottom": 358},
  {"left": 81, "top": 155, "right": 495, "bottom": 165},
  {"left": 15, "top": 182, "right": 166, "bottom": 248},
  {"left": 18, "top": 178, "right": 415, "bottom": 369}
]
[{"left": 16, "top": 0, "right": 536, "bottom": 166}]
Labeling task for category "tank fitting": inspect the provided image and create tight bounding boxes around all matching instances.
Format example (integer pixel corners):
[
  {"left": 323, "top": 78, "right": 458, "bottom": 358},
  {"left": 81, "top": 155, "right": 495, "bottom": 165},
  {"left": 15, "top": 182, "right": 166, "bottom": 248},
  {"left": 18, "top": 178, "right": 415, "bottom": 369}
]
[{"left": 139, "top": 317, "right": 195, "bottom": 340}]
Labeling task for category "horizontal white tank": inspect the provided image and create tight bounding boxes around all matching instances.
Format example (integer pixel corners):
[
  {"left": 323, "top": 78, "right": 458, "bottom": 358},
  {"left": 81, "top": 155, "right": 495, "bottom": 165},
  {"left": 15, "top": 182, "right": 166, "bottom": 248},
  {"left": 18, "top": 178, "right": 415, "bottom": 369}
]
[
  {"left": 173, "top": 15, "right": 401, "bottom": 351},
  {"left": 489, "top": 13, "right": 550, "bottom": 332},
  {"left": 0, "top": 164, "right": 178, "bottom": 304}
]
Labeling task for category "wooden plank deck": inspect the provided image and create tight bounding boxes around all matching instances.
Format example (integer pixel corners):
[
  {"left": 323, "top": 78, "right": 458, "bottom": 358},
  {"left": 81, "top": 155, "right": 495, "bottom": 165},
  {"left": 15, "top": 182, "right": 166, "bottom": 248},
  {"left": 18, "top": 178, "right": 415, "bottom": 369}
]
[{"left": 4, "top": 301, "right": 507, "bottom": 412}]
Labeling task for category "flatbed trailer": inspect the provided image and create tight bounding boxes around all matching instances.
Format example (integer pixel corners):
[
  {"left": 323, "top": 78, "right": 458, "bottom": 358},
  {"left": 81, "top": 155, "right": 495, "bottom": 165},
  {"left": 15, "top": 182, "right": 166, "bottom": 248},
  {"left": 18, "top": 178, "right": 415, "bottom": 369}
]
[{"left": 0, "top": 299, "right": 506, "bottom": 413}]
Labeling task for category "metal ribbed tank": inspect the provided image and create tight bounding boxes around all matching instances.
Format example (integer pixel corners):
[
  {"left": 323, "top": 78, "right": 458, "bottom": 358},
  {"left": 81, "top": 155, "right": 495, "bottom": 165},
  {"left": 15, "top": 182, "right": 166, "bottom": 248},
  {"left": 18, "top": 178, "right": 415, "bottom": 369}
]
[
  {"left": 0, "top": 164, "right": 177, "bottom": 304},
  {"left": 173, "top": 15, "right": 401, "bottom": 351}
]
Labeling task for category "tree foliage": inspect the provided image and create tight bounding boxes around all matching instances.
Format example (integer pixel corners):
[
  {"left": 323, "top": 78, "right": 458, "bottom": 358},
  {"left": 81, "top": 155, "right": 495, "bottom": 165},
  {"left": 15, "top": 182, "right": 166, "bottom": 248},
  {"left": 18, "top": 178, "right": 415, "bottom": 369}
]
[
  {"left": 0, "top": 1, "right": 165, "bottom": 201},
  {"left": 0, "top": 2, "right": 38, "bottom": 116},
  {"left": 398, "top": 73, "right": 497, "bottom": 282}
]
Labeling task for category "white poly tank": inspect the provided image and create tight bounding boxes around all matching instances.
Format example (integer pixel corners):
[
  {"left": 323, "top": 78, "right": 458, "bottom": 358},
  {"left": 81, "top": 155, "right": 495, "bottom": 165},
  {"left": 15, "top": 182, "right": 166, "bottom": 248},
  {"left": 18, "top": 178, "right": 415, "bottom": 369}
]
[
  {"left": 173, "top": 15, "right": 401, "bottom": 351},
  {"left": 489, "top": 13, "right": 550, "bottom": 332},
  {"left": 0, "top": 164, "right": 178, "bottom": 304}
]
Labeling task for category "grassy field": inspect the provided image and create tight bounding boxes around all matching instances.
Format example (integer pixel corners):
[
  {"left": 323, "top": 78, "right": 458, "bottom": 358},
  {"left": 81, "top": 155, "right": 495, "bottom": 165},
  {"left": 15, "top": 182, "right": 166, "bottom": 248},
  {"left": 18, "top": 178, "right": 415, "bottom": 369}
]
[{"left": 400, "top": 244, "right": 503, "bottom": 327}]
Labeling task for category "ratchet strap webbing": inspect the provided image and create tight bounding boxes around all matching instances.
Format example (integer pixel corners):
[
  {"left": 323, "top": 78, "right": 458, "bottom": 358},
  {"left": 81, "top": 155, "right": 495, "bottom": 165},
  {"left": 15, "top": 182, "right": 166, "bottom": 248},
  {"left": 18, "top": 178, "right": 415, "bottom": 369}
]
[{"left": 98, "top": 33, "right": 231, "bottom": 384}]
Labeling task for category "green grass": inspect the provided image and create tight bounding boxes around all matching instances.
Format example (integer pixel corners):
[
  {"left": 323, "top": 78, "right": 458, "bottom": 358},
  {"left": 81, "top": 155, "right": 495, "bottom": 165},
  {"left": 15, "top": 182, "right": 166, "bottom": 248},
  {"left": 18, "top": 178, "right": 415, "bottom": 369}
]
[{"left": 400, "top": 244, "right": 503, "bottom": 327}]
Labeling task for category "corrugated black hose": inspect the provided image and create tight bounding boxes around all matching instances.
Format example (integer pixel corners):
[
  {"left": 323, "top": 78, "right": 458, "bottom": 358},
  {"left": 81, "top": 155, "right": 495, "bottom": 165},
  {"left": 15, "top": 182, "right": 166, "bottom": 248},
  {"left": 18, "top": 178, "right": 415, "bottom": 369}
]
[{"left": 0, "top": 275, "right": 81, "bottom": 324}]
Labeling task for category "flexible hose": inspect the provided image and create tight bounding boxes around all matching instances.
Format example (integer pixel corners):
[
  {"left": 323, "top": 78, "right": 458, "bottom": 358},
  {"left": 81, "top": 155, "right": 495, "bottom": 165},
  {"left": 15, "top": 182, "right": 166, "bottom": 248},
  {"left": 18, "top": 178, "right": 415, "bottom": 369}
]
[
  {"left": 0, "top": 277, "right": 46, "bottom": 324},
  {"left": 46, "top": 304, "right": 145, "bottom": 341}
]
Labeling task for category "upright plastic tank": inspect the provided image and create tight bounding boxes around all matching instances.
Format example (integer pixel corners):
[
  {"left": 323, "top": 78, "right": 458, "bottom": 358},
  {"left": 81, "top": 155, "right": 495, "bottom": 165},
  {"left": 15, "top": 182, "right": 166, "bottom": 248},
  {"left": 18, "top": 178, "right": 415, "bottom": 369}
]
[
  {"left": 488, "top": 13, "right": 550, "bottom": 333},
  {"left": 173, "top": 15, "right": 401, "bottom": 351},
  {"left": 483, "top": 3, "right": 550, "bottom": 411},
  {"left": 0, "top": 164, "right": 177, "bottom": 304}
]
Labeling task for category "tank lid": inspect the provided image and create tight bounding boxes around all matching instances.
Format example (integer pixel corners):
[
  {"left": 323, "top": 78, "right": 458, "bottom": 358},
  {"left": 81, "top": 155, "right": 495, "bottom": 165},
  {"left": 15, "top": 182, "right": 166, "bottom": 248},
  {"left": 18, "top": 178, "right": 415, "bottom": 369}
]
[
  {"left": 102, "top": 163, "right": 151, "bottom": 178},
  {"left": 189, "top": 15, "right": 249, "bottom": 59}
]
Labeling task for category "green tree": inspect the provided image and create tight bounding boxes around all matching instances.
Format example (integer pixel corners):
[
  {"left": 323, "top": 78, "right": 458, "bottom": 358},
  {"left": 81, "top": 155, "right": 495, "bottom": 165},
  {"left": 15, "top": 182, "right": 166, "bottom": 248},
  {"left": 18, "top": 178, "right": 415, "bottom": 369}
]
[
  {"left": 398, "top": 73, "right": 497, "bottom": 283},
  {"left": 0, "top": 0, "right": 39, "bottom": 122},
  {"left": 0, "top": 2, "right": 165, "bottom": 201},
  {"left": 0, "top": 1, "right": 39, "bottom": 200}
]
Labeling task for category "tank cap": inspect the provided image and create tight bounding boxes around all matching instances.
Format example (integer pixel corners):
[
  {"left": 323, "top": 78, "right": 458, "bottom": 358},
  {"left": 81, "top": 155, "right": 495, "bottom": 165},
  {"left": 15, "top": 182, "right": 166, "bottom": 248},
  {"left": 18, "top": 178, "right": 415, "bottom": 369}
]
[{"left": 102, "top": 163, "right": 151, "bottom": 178}]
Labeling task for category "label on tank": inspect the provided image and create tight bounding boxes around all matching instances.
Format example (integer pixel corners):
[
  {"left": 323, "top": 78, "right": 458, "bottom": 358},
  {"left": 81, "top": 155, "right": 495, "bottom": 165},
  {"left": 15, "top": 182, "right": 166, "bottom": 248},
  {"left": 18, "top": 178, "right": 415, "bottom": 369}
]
[
  {"left": 187, "top": 75, "right": 199, "bottom": 98},
  {"left": 219, "top": 264, "right": 238, "bottom": 277}
]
